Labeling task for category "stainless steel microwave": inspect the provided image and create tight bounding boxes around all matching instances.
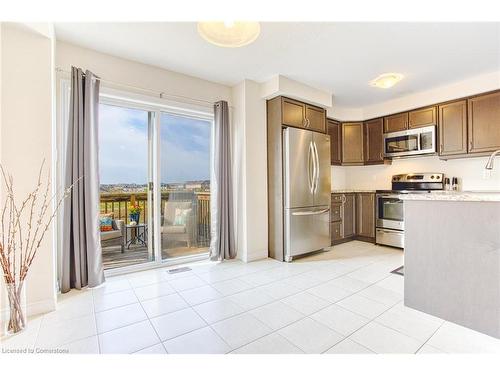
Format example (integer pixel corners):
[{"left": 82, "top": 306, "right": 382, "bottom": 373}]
[{"left": 383, "top": 125, "right": 436, "bottom": 158}]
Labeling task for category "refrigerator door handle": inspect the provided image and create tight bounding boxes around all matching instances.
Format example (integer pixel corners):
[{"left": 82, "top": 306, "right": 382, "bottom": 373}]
[
  {"left": 291, "top": 208, "right": 330, "bottom": 216},
  {"left": 313, "top": 141, "right": 320, "bottom": 194},
  {"left": 308, "top": 141, "right": 315, "bottom": 194}
]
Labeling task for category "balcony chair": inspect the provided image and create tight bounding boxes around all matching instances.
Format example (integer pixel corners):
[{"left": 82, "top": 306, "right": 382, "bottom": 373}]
[
  {"left": 100, "top": 217, "right": 126, "bottom": 253},
  {"left": 161, "top": 201, "right": 195, "bottom": 248}
]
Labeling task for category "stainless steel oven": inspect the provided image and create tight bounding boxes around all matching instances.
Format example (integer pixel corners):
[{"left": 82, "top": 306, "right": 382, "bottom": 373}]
[
  {"left": 383, "top": 125, "right": 436, "bottom": 158},
  {"left": 375, "top": 193, "right": 405, "bottom": 248},
  {"left": 376, "top": 193, "right": 404, "bottom": 231},
  {"left": 375, "top": 173, "right": 444, "bottom": 249}
]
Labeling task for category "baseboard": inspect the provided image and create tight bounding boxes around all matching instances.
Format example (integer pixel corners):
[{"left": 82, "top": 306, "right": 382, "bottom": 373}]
[
  {"left": 354, "top": 236, "right": 376, "bottom": 243},
  {"left": 333, "top": 236, "right": 375, "bottom": 245},
  {"left": 26, "top": 298, "right": 56, "bottom": 317}
]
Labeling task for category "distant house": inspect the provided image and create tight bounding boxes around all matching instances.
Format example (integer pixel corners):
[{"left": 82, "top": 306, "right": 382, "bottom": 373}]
[{"left": 185, "top": 182, "right": 202, "bottom": 190}]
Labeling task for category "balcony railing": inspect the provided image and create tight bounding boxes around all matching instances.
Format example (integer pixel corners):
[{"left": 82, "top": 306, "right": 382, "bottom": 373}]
[{"left": 100, "top": 190, "right": 211, "bottom": 247}]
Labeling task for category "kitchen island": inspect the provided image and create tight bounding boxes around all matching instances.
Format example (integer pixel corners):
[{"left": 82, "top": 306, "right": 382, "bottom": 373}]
[{"left": 401, "top": 191, "right": 500, "bottom": 339}]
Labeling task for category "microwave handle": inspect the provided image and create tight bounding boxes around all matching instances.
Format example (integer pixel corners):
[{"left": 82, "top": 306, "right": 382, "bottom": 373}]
[{"left": 417, "top": 132, "right": 422, "bottom": 151}]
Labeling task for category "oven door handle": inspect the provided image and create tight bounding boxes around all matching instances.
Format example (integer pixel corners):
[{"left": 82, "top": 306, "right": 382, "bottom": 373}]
[
  {"left": 377, "top": 194, "right": 402, "bottom": 199},
  {"left": 376, "top": 228, "right": 401, "bottom": 234}
]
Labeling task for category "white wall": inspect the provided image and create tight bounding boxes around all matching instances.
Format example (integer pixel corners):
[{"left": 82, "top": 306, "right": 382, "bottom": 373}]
[
  {"left": 1, "top": 23, "right": 56, "bottom": 316},
  {"left": 56, "top": 41, "right": 232, "bottom": 105},
  {"left": 232, "top": 80, "right": 268, "bottom": 262},
  {"left": 334, "top": 155, "right": 500, "bottom": 191},
  {"left": 261, "top": 75, "right": 332, "bottom": 108},
  {"left": 331, "top": 70, "right": 500, "bottom": 192}
]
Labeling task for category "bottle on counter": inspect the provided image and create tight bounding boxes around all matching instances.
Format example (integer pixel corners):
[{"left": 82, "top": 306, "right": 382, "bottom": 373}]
[
  {"left": 444, "top": 177, "right": 451, "bottom": 191},
  {"left": 451, "top": 177, "right": 459, "bottom": 191}
]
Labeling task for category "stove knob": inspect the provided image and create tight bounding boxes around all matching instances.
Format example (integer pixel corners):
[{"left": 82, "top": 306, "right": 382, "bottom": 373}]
[{"left": 431, "top": 175, "right": 434, "bottom": 179}]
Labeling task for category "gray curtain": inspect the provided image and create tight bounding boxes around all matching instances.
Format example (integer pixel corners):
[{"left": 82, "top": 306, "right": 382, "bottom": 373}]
[
  {"left": 210, "top": 101, "right": 236, "bottom": 261},
  {"left": 61, "top": 67, "right": 105, "bottom": 292}
]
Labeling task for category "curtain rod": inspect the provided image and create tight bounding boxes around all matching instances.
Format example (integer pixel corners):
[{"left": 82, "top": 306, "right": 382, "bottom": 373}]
[{"left": 55, "top": 67, "right": 221, "bottom": 107}]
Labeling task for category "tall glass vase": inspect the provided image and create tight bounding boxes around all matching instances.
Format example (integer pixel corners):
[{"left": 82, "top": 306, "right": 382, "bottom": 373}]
[{"left": 2, "top": 281, "right": 26, "bottom": 335}]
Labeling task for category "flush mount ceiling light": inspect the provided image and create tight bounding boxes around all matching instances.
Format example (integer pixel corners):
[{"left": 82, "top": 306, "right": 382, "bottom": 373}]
[
  {"left": 370, "top": 73, "right": 404, "bottom": 89},
  {"left": 197, "top": 22, "right": 260, "bottom": 47}
]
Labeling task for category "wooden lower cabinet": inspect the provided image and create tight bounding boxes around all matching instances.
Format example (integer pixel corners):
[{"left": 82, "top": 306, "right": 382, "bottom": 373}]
[
  {"left": 342, "top": 194, "right": 356, "bottom": 238},
  {"left": 355, "top": 193, "right": 375, "bottom": 239},
  {"left": 331, "top": 192, "right": 375, "bottom": 245},
  {"left": 331, "top": 222, "right": 342, "bottom": 242}
]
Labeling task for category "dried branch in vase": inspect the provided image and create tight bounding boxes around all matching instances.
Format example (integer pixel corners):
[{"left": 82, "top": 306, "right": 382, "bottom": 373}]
[{"left": 0, "top": 160, "right": 75, "bottom": 334}]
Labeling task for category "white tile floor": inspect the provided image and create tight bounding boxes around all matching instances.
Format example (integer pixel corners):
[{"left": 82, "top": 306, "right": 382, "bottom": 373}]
[{"left": 2, "top": 240, "right": 500, "bottom": 354}]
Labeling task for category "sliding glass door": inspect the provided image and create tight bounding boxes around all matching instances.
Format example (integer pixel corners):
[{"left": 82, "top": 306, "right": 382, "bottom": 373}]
[
  {"left": 158, "top": 112, "right": 212, "bottom": 261},
  {"left": 97, "top": 96, "right": 213, "bottom": 271},
  {"left": 98, "top": 103, "right": 154, "bottom": 270}
]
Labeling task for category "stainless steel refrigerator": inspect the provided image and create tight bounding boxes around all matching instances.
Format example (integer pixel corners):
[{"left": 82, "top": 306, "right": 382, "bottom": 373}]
[{"left": 283, "top": 127, "right": 331, "bottom": 261}]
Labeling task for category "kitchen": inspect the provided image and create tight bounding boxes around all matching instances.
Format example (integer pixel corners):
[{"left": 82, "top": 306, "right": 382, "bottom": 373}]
[{"left": 266, "top": 87, "right": 500, "bottom": 339}]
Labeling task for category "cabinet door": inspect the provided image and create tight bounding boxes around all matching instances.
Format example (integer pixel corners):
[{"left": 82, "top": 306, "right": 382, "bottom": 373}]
[
  {"left": 384, "top": 113, "right": 408, "bottom": 133},
  {"left": 408, "top": 106, "right": 437, "bottom": 129},
  {"left": 331, "top": 202, "right": 342, "bottom": 222},
  {"left": 282, "top": 98, "right": 305, "bottom": 128},
  {"left": 355, "top": 193, "right": 375, "bottom": 238},
  {"left": 327, "top": 119, "right": 342, "bottom": 165},
  {"left": 438, "top": 100, "right": 467, "bottom": 156},
  {"left": 305, "top": 105, "right": 326, "bottom": 133},
  {"left": 364, "top": 118, "right": 384, "bottom": 163},
  {"left": 331, "top": 222, "right": 342, "bottom": 243},
  {"left": 342, "top": 194, "right": 355, "bottom": 238},
  {"left": 468, "top": 92, "right": 500, "bottom": 154},
  {"left": 342, "top": 122, "right": 364, "bottom": 164}
]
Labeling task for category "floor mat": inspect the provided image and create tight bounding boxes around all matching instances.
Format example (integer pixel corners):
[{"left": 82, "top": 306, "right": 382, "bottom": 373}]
[{"left": 391, "top": 265, "right": 404, "bottom": 276}]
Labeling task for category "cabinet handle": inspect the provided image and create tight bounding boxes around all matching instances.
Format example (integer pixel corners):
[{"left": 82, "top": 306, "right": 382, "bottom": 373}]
[
  {"left": 440, "top": 144, "right": 443, "bottom": 154},
  {"left": 307, "top": 118, "right": 310, "bottom": 127},
  {"left": 469, "top": 140, "right": 473, "bottom": 151}
]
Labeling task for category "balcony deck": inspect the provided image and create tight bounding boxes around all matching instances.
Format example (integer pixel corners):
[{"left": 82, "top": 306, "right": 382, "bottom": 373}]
[{"left": 100, "top": 190, "right": 210, "bottom": 270}]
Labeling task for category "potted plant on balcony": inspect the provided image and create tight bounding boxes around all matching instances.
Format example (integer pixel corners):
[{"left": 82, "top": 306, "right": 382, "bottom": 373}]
[
  {"left": 0, "top": 161, "right": 73, "bottom": 335},
  {"left": 128, "top": 203, "right": 141, "bottom": 225}
]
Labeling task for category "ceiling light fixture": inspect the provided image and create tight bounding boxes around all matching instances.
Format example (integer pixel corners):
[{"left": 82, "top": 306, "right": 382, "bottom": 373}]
[
  {"left": 370, "top": 73, "right": 404, "bottom": 89},
  {"left": 197, "top": 22, "right": 260, "bottom": 48}
]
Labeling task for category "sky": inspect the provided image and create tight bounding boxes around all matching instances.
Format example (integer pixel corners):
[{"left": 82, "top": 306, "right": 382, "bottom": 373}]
[{"left": 98, "top": 104, "right": 211, "bottom": 184}]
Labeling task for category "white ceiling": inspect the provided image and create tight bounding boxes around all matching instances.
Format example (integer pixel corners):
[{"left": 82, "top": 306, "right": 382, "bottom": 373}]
[{"left": 54, "top": 22, "right": 500, "bottom": 107}]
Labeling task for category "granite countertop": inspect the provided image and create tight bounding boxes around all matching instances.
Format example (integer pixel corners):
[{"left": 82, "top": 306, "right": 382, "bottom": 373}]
[
  {"left": 331, "top": 189, "right": 376, "bottom": 193},
  {"left": 400, "top": 191, "right": 500, "bottom": 202}
]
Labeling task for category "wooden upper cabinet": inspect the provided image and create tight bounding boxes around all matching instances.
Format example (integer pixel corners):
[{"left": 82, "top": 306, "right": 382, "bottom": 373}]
[
  {"left": 327, "top": 119, "right": 342, "bottom": 165},
  {"left": 438, "top": 100, "right": 467, "bottom": 156},
  {"left": 384, "top": 113, "right": 408, "bottom": 133},
  {"left": 280, "top": 97, "right": 326, "bottom": 133},
  {"left": 342, "top": 122, "right": 364, "bottom": 164},
  {"left": 468, "top": 91, "right": 500, "bottom": 154},
  {"left": 364, "top": 118, "right": 384, "bottom": 164},
  {"left": 355, "top": 193, "right": 375, "bottom": 238},
  {"left": 282, "top": 97, "right": 306, "bottom": 128},
  {"left": 305, "top": 105, "right": 326, "bottom": 132},
  {"left": 409, "top": 106, "right": 437, "bottom": 129}
]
